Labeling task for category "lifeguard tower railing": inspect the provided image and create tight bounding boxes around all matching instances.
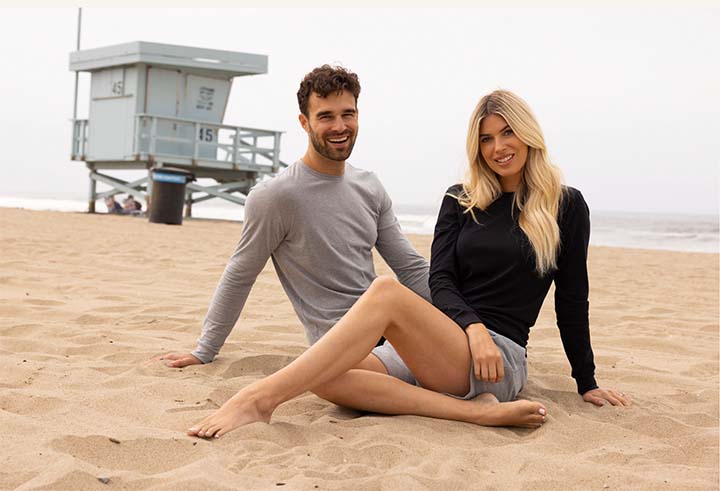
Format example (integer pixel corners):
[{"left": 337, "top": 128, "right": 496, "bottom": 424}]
[{"left": 71, "top": 114, "right": 286, "bottom": 211}]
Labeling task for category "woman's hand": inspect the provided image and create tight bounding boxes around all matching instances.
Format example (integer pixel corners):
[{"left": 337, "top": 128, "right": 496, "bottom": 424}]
[
  {"left": 582, "top": 387, "right": 630, "bottom": 406},
  {"left": 466, "top": 323, "right": 504, "bottom": 383}
]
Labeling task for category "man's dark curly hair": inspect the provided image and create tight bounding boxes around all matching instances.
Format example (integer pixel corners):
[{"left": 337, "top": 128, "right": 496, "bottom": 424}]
[{"left": 297, "top": 65, "right": 361, "bottom": 117}]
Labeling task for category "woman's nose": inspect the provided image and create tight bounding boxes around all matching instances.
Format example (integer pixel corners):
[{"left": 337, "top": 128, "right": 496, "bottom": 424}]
[{"left": 494, "top": 139, "right": 507, "bottom": 155}]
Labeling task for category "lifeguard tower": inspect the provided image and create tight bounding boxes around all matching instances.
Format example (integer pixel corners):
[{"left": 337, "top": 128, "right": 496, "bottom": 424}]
[{"left": 69, "top": 41, "right": 285, "bottom": 214}]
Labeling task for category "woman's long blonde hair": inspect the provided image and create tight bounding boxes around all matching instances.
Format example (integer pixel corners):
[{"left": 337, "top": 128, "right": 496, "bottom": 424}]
[{"left": 458, "top": 90, "right": 564, "bottom": 275}]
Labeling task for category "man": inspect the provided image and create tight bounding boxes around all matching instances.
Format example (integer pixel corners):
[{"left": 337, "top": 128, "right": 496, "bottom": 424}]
[{"left": 160, "top": 65, "right": 429, "bottom": 399}]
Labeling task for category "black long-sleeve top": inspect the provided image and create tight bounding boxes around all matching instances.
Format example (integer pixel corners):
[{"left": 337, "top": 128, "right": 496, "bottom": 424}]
[{"left": 429, "top": 185, "right": 597, "bottom": 394}]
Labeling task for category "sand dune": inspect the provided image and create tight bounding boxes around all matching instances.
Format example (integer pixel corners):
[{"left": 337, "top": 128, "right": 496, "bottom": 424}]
[{"left": 1, "top": 208, "right": 717, "bottom": 490}]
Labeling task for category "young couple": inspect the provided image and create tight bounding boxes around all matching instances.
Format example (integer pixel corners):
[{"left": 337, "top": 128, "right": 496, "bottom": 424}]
[{"left": 157, "top": 65, "right": 629, "bottom": 439}]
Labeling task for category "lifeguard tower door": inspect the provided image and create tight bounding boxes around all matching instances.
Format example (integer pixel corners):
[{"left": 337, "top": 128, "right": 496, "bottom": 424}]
[{"left": 145, "top": 67, "right": 231, "bottom": 159}]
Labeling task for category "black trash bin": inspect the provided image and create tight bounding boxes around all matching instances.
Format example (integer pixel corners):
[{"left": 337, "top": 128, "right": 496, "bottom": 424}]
[{"left": 148, "top": 167, "right": 195, "bottom": 225}]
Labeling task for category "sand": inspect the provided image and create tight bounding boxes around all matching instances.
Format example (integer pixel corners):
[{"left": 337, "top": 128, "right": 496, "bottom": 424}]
[{"left": 0, "top": 207, "right": 717, "bottom": 490}]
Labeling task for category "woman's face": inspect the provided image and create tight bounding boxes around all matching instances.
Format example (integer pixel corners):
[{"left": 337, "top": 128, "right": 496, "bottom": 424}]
[{"left": 478, "top": 113, "right": 529, "bottom": 192}]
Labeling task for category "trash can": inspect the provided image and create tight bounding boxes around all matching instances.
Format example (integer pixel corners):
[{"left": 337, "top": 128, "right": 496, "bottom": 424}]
[{"left": 148, "top": 167, "right": 195, "bottom": 225}]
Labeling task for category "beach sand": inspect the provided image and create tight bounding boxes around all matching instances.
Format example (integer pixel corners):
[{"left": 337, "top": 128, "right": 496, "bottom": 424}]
[{"left": 1, "top": 207, "right": 717, "bottom": 490}]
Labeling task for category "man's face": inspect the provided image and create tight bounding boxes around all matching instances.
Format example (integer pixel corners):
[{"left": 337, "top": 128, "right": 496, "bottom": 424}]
[{"left": 301, "top": 90, "right": 358, "bottom": 162}]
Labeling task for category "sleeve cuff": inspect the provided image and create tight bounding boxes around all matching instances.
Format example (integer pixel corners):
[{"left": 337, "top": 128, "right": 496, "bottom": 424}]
[
  {"left": 191, "top": 346, "right": 214, "bottom": 364},
  {"left": 456, "top": 311, "right": 483, "bottom": 330},
  {"left": 576, "top": 374, "right": 598, "bottom": 395}
]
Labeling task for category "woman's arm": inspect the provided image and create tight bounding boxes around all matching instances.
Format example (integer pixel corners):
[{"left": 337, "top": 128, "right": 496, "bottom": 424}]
[
  {"left": 430, "top": 186, "right": 504, "bottom": 383},
  {"left": 554, "top": 188, "right": 596, "bottom": 394},
  {"left": 555, "top": 188, "right": 628, "bottom": 406},
  {"left": 429, "top": 187, "right": 483, "bottom": 328}
]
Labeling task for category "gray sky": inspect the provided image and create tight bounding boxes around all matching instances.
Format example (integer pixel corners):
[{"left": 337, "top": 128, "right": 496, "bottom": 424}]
[{"left": 1, "top": 7, "right": 718, "bottom": 215}]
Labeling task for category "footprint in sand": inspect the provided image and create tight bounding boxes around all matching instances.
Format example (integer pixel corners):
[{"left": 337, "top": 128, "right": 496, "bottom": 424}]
[
  {"left": 0, "top": 323, "right": 44, "bottom": 337},
  {"left": 50, "top": 435, "right": 203, "bottom": 474},
  {"left": 29, "top": 470, "right": 131, "bottom": 490},
  {"left": 0, "top": 392, "right": 64, "bottom": 416},
  {"left": 255, "top": 324, "right": 295, "bottom": 334},
  {"left": 221, "top": 354, "right": 297, "bottom": 378},
  {"left": 94, "top": 295, "right": 126, "bottom": 302},
  {"left": 166, "top": 399, "right": 221, "bottom": 413},
  {"left": 73, "top": 314, "right": 106, "bottom": 326},
  {"left": 24, "top": 298, "right": 65, "bottom": 306},
  {"left": 91, "top": 305, "right": 138, "bottom": 314}
]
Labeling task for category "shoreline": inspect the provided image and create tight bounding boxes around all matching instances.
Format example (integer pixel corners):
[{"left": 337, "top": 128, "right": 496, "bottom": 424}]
[{"left": 1, "top": 203, "right": 718, "bottom": 255}]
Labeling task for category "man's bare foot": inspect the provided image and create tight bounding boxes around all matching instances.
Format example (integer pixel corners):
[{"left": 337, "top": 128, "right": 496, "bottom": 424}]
[
  {"left": 473, "top": 393, "right": 547, "bottom": 428},
  {"left": 187, "top": 388, "right": 274, "bottom": 439}
]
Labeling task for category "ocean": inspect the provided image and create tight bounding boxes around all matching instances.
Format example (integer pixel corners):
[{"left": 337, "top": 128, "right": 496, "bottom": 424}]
[{"left": 1, "top": 196, "right": 717, "bottom": 254}]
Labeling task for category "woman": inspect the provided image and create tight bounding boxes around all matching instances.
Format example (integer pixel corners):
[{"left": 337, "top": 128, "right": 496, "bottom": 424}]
[{"left": 188, "top": 90, "right": 627, "bottom": 439}]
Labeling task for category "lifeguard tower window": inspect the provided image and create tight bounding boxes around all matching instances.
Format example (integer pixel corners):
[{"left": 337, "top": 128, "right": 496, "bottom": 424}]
[{"left": 69, "top": 41, "right": 286, "bottom": 215}]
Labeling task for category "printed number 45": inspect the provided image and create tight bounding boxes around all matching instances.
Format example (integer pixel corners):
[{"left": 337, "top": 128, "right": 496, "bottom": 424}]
[{"left": 198, "top": 128, "right": 214, "bottom": 142}]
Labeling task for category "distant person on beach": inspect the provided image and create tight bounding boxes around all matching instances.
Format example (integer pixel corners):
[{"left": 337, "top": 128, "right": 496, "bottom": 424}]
[
  {"left": 123, "top": 194, "right": 142, "bottom": 214},
  {"left": 104, "top": 196, "right": 123, "bottom": 214},
  {"left": 175, "top": 86, "right": 628, "bottom": 439},
  {"left": 123, "top": 195, "right": 143, "bottom": 215}
]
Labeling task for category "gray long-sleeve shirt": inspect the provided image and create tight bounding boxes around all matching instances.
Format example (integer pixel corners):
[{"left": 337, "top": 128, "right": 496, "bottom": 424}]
[{"left": 192, "top": 161, "right": 431, "bottom": 363}]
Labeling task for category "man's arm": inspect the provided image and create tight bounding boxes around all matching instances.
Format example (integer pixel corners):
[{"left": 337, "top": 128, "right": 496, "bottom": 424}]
[
  {"left": 373, "top": 182, "right": 431, "bottom": 302},
  {"left": 160, "top": 185, "right": 288, "bottom": 367}
]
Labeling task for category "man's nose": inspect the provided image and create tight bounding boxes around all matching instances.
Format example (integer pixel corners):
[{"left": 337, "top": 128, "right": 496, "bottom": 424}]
[{"left": 331, "top": 116, "right": 346, "bottom": 132}]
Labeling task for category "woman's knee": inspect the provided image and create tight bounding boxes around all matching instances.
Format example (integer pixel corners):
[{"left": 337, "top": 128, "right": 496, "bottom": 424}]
[
  {"left": 311, "top": 378, "right": 345, "bottom": 405},
  {"left": 367, "top": 276, "right": 403, "bottom": 302}
]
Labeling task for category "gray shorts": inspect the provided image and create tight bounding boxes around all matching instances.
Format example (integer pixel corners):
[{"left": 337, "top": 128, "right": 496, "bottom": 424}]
[
  {"left": 372, "top": 340, "right": 416, "bottom": 385},
  {"left": 451, "top": 329, "right": 528, "bottom": 403}
]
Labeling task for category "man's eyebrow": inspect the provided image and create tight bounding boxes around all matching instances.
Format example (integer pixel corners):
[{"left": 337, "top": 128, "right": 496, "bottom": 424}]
[
  {"left": 479, "top": 125, "right": 511, "bottom": 137},
  {"left": 315, "top": 108, "right": 356, "bottom": 117}
]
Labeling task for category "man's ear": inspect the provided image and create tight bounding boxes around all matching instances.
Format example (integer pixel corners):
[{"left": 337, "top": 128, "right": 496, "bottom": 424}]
[{"left": 299, "top": 113, "right": 309, "bottom": 133}]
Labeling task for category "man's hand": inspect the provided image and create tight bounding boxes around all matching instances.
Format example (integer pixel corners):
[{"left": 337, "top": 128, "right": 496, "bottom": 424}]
[
  {"left": 466, "top": 323, "right": 504, "bottom": 383},
  {"left": 153, "top": 353, "right": 204, "bottom": 368},
  {"left": 582, "top": 387, "right": 630, "bottom": 407}
]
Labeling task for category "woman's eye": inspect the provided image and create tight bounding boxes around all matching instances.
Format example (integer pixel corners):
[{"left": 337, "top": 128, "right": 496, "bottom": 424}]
[
  {"left": 480, "top": 137, "right": 490, "bottom": 143},
  {"left": 503, "top": 129, "right": 514, "bottom": 136}
]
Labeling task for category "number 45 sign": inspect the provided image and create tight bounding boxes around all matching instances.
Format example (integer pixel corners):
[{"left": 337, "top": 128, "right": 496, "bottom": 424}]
[{"left": 198, "top": 127, "right": 214, "bottom": 142}]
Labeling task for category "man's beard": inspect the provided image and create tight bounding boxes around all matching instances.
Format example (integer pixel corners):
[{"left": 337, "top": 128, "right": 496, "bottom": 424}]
[{"left": 309, "top": 128, "right": 356, "bottom": 162}]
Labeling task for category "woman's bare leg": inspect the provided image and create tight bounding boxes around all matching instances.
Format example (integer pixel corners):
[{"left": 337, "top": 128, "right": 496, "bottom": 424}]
[
  {"left": 188, "top": 277, "right": 546, "bottom": 437},
  {"left": 312, "top": 367, "right": 545, "bottom": 425}
]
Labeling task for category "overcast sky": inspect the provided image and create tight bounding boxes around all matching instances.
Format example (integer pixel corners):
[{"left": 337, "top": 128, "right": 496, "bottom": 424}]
[{"left": 1, "top": 7, "right": 718, "bottom": 215}]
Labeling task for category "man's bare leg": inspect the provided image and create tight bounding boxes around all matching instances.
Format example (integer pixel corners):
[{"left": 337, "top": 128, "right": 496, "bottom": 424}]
[{"left": 188, "top": 278, "right": 546, "bottom": 438}]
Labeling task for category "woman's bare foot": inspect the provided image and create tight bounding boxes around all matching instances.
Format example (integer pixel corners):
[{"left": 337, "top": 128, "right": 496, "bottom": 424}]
[
  {"left": 187, "top": 388, "right": 274, "bottom": 439},
  {"left": 472, "top": 393, "right": 547, "bottom": 428}
]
